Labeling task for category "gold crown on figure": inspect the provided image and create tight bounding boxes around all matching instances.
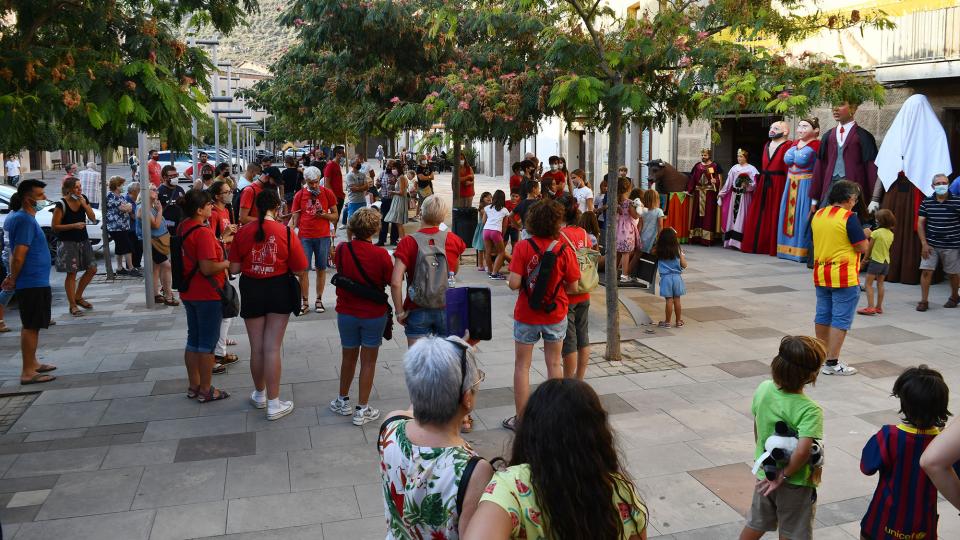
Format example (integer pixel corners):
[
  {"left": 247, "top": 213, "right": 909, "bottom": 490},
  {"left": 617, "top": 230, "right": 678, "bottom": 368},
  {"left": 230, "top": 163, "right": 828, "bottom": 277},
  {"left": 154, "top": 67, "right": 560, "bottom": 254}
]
[
  {"left": 700, "top": 147, "right": 712, "bottom": 155},
  {"left": 737, "top": 148, "right": 748, "bottom": 158}
]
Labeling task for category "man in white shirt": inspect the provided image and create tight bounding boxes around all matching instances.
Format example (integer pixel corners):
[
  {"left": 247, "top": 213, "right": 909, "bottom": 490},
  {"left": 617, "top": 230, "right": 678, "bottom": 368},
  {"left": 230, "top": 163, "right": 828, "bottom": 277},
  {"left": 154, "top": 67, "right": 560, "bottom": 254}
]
[
  {"left": 77, "top": 162, "right": 101, "bottom": 208},
  {"left": 4, "top": 156, "right": 20, "bottom": 186},
  {"left": 571, "top": 169, "right": 594, "bottom": 213}
]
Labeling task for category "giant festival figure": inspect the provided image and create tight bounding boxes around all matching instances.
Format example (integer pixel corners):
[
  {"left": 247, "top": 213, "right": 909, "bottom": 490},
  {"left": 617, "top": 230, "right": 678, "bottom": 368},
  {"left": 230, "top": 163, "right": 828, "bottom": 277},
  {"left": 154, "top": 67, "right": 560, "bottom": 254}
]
[
  {"left": 741, "top": 121, "right": 792, "bottom": 255},
  {"left": 647, "top": 159, "right": 693, "bottom": 244},
  {"left": 776, "top": 118, "right": 821, "bottom": 263},
  {"left": 718, "top": 149, "right": 759, "bottom": 250},
  {"left": 688, "top": 149, "right": 724, "bottom": 245}
]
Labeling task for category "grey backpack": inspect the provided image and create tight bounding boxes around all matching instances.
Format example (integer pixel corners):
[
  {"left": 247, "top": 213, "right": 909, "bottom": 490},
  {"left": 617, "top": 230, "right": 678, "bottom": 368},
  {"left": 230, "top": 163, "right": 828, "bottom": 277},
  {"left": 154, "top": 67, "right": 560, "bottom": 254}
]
[{"left": 408, "top": 230, "right": 449, "bottom": 308}]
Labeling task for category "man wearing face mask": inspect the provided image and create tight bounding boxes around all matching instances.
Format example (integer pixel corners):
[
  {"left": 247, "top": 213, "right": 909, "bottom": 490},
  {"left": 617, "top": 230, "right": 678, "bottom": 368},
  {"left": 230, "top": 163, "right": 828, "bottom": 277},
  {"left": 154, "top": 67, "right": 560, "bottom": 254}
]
[
  {"left": 457, "top": 154, "right": 475, "bottom": 207},
  {"left": 741, "top": 121, "right": 792, "bottom": 255},
  {"left": 540, "top": 156, "right": 568, "bottom": 196},
  {"left": 147, "top": 149, "right": 162, "bottom": 187},
  {"left": 916, "top": 174, "right": 960, "bottom": 311},
  {"left": 291, "top": 166, "right": 339, "bottom": 314},
  {"left": 324, "top": 146, "right": 346, "bottom": 215},
  {"left": 2, "top": 180, "right": 57, "bottom": 385},
  {"left": 810, "top": 101, "right": 879, "bottom": 217}
]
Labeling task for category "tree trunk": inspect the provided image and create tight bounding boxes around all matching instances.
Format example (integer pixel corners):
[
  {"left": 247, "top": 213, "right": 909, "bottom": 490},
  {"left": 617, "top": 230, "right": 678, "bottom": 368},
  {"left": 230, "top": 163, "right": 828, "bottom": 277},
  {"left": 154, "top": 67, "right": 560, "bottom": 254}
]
[
  {"left": 604, "top": 101, "right": 623, "bottom": 361},
  {"left": 452, "top": 136, "right": 467, "bottom": 208},
  {"left": 99, "top": 146, "right": 114, "bottom": 279}
]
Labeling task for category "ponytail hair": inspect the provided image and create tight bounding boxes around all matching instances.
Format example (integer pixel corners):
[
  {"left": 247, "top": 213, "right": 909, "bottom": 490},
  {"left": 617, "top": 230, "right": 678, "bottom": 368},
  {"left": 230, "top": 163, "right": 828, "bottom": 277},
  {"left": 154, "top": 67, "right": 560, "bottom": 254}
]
[
  {"left": 177, "top": 189, "right": 211, "bottom": 219},
  {"left": 8, "top": 193, "right": 22, "bottom": 212},
  {"left": 254, "top": 188, "right": 281, "bottom": 242}
]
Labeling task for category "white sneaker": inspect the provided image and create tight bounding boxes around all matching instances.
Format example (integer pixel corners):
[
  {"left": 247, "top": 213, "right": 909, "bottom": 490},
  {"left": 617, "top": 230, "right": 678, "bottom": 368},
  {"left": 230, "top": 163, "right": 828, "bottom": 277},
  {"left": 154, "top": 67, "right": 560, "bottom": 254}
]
[
  {"left": 821, "top": 362, "right": 858, "bottom": 376},
  {"left": 250, "top": 391, "right": 266, "bottom": 409},
  {"left": 352, "top": 405, "right": 381, "bottom": 426},
  {"left": 267, "top": 400, "right": 295, "bottom": 420},
  {"left": 329, "top": 397, "right": 352, "bottom": 416}
]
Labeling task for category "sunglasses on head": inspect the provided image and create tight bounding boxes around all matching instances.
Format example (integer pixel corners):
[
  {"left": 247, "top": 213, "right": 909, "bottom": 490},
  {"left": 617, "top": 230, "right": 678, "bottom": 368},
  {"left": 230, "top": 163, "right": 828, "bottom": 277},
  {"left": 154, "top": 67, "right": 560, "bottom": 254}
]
[{"left": 445, "top": 337, "right": 485, "bottom": 393}]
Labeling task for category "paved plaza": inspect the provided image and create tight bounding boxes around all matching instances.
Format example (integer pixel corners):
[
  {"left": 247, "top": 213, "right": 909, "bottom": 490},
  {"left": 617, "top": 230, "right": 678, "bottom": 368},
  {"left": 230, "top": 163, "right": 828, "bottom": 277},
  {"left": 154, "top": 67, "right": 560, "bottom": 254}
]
[{"left": 0, "top": 171, "right": 958, "bottom": 539}]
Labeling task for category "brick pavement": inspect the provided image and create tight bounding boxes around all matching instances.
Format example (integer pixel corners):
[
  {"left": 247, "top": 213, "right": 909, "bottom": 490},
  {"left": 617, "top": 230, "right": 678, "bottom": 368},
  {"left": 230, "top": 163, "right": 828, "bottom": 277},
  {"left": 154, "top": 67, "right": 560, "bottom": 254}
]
[{"left": 0, "top": 169, "right": 957, "bottom": 538}]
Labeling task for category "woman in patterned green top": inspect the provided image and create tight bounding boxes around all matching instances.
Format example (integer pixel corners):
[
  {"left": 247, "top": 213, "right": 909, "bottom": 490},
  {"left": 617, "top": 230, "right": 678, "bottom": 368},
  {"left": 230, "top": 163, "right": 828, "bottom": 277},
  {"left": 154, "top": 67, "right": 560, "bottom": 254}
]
[
  {"left": 379, "top": 336, "right": 493, "bottom": 539},
  {"left": 465, "top": 379, "right": 648, "bottom": 540}
]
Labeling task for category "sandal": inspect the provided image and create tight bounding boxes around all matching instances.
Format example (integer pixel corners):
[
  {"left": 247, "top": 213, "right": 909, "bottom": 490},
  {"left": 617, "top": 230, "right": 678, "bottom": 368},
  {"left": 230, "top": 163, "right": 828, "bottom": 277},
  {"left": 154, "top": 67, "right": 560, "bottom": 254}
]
[
  {"left": 20, "top": 373, "right": 56, "bottom": 385},
  {"left": 186, "top": 386, "right": 199, "bottom": 399},
  {"left": 916, "top": 301, "right": 929, "bottom": 312},
  {"left": 675, "top": 320, "right": 685, "bottom": 328},
  {"left": 315, "top": 298, "right": 326, "bottom": 314},
  {"left": 461, "top": 414, "right": 474, "bottom": 434},
  {"left": 162, "top": 297, "right": 180, "bottom": 306},
  {"left": 299, "top": 298, "right": 310, "bottom": 317},
  {"left": 196, "top": 386, "right": 230, "bottom": 403},
  {"left": 501, "top": 415, "right": 517, "bottom": 432},
  {"left": 69, "top": 307, "right": 85, "bottom": 317},
  {"left": 154, "top": 294, "right": 164, "bottom": 304},
  {"left": 0, "top": 321, "right": 9, "bottom": 333},
  {"left": 36, "top": 364, "right": 57, "bottom": 373},
  {"left": 216, "top": 353, "right": 240, "bottom": 365},
  {"left": 225, "top": 339, "right": 237, "bottom": 346},
  {"left": 657, "top": 321, "right": 671, "bottom": 328},
  {"left": 75, "top": 298, "right": 92, "bottom": 310},
  {"left": 212, "top": 363, "right": 226, "bottom": 374},
  {"left": 945, "top": 296, "right": 960, "bottom": 309}
]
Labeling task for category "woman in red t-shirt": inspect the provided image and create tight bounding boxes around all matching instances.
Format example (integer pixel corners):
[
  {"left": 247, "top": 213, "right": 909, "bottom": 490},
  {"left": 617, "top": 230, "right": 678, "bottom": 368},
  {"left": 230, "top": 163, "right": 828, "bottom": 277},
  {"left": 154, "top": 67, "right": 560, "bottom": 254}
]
[
  {"left": 209, "top": 180, "right": 239, "bottom": 368},
  {"left": 177, "top": 190, "right": 231, "bottom": 403},
  {"left": 228, "top": 189, "right": 308, "bottom": 421},
  {"left": 503, "top": 198, "right": 581, "bottom": 430},
  {"left": 330, "top": 208, "right": 394, "bottom": 427},
  {"left": 458, "top": 154, "right": 475, "bottom": 207}
]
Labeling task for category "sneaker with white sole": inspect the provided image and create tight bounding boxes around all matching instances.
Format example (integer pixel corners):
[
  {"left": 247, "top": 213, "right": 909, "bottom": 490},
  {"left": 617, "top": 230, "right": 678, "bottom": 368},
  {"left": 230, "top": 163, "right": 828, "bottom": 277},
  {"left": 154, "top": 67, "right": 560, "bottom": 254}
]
[
  {"left": 821, "top": 362, "right": 858, "bottom": 376},
  {"left": 329, "top": 397, "right": 353, "bottom": 416},
  {"left": 250, "top": 391, "right": 266, "bottom": 409},
  {"left": 352, "top": 405, "right": 381, "bottom": 426},
  {"left": 267, "top": 400, "right": 295, "bottom": 420}
]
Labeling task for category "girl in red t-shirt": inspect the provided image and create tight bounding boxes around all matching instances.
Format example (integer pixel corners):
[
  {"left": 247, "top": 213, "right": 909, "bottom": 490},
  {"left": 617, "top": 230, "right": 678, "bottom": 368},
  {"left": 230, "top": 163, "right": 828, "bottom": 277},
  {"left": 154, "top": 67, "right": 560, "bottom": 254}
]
[
  {"left": 228, "top": 189, "right": 308, "bottom": 421},
  {"left": 209, "top": 180, "right": 240, "bottom": 367},
  {"left": 177, "top": 190, "right": 231, "bottom": 403}
]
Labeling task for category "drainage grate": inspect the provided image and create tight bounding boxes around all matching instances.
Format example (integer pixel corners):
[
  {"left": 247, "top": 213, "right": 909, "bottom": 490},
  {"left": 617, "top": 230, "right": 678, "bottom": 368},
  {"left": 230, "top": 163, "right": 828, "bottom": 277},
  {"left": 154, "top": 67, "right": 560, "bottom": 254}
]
[
  {"left": 0, "top": 393, "right": 38, "bottom": 435},
  {"left": 585, "top": 340, "right": 684, "bottom": 377}
]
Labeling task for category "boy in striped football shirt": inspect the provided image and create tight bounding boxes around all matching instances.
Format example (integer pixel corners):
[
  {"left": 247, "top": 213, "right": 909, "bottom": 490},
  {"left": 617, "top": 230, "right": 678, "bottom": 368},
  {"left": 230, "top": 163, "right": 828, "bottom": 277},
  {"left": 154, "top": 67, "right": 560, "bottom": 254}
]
[{"left": 860, "top": 365, "right": 956, "bottom": 539}]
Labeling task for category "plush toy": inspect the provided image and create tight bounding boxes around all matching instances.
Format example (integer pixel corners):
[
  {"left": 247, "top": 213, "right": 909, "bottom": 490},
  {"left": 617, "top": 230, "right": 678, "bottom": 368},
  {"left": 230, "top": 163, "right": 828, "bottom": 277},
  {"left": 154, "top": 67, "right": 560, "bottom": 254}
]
[{"left": 752, "top": 421, "right": 825, "bottom": 480}]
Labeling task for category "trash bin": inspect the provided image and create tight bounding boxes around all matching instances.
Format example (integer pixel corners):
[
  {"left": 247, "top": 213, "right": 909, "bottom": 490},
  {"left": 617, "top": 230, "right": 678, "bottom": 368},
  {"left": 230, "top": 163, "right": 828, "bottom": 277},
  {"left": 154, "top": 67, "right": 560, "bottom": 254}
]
[{"left": 452, "top": 206, "right": 478, "bottom": 245}]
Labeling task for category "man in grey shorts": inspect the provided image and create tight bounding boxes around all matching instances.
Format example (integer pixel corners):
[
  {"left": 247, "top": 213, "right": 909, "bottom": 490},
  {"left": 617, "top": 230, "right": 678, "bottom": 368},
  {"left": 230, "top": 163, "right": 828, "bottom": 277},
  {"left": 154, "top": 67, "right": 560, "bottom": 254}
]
[{"left": 917, "top": 174, "right": 960, "bottom": 311}]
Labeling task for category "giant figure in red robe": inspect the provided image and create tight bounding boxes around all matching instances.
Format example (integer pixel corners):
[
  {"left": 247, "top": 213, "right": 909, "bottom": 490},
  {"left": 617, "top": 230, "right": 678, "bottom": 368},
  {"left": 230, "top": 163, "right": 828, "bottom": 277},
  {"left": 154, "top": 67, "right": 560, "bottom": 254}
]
[
  {"left": 741, "top": 121, "right": 791, "bottom": 256},
  {"left": 688, "top": 148, "right": 724, "bottom": 245}
]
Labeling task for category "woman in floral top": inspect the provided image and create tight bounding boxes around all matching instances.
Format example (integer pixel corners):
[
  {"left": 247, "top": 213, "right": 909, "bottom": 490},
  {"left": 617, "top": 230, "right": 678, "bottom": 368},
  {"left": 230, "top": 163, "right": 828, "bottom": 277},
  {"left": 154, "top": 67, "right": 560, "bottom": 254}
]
[
  {"left": 379, "top": 336, "right": 493, "bottom": 539},
  {"left": 105, "top": 176, "right": 138, "bottom": 276},
  {"left": 465, "top": 379, "right": 648, "bottom": 540}
]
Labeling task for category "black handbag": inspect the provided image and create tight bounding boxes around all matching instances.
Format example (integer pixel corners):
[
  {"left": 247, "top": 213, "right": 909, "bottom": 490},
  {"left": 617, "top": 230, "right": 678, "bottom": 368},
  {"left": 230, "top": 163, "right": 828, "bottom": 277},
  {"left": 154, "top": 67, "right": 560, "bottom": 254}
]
[
  {"left": 285, "top": 226, "right": 303, "bottom": 316},
  {"left": 205, "top": 274, "right": 240, "bottom": 318},
  {"left": 332, "top": 241, "right": 394, "bottom": 339}
]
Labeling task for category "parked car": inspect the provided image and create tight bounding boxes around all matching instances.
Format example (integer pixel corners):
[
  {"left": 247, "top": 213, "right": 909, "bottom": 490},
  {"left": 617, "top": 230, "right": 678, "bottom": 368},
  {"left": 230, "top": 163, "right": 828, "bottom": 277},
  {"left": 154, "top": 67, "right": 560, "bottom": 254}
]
[{"left": 0, "top": 185, "right": 106, "bottom": 259}]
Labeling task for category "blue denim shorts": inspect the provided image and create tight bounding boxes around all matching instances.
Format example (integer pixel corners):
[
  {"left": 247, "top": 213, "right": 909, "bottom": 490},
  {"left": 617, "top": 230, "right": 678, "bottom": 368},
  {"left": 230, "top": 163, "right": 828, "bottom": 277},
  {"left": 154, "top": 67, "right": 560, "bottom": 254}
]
[
  {"left": 337, "top": 312, "right": 387, "bottom": 348},
  {"left": 301, "top": 237, "right": 331, "bottom": 271},
  {"left": 346, "top": 202, "right": 365, "bottom": 220},
  {"left": 514, "top": 320, "right": 567, "bottom": 344},
  {"left": 184, "top": 300, "right": 223, "bottom": 353},
  {"left": 404, "top": 308, "right": 447, "bottom": 338},
  {"left": 814, "top": 285, "right": 860, "bottom": 331},
  {"left": 659, "top": 274, "right": 686, "bottom": 298}
]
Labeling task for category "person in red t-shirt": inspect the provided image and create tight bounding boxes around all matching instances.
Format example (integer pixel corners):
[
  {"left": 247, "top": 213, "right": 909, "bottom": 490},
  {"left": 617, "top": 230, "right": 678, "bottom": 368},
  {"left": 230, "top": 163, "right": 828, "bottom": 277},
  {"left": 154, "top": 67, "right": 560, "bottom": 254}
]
[
  {"left": 504, "top": 198, "right": 581, "bottom": 430},
  {"left": 228, "top": 189, "right": 308, "bottom": 421},
  {"left": 509, "top": 162, "right": 523, "bottom": 196},
  {"left": 330, "top": 208, "right": 394, "bottom": 426},
  {"left": 238, "top": 166, "right": 282, "bottom": 225},
  {"left": 323, "top": 146, "right": 346, "bottom": 210},
  {"left": 177, "top": 190, "right": 231, "bottom": 403},
  {"left": 208, "top": 180, "right": 239, "bottom": 367},
  {"left": 555, "top": 194, "right": 594, "bottom": 380},
  {"left": 147, "top": 150, "right": 162, "bottom": 187},
  {"left": 458, "top": 154, "right": 475, "bottom": 206},
  {"left": 290, "top": 166, "right": 339, "bottom": 315},
  {"left": 390, "top": 194, "right": 465, "bottom": 345},
  {"left": 540, "top": 155, "right": 569, "bottom": 196}
]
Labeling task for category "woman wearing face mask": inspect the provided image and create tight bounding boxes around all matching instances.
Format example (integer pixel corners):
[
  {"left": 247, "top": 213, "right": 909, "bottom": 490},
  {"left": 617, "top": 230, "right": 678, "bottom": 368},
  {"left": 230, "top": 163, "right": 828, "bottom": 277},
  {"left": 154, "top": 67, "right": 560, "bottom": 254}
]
[
  {"left": 208, "top": 180, "right": 240, "bottom": 369},
  {"left": 382, "top": 163, "right": 411, "bottom": 242},
  {"left": 375, "top": 160, "right": 401, "bottom": 246},
  {"left": 291, "top": 167, "right": 339, "bottom": 314},
  {"left": 458, "top": 154, "right": 475, "bottom": 207},
  {"left": 415, "top": 155, "right": 435, "bottom": 220},
  {"left": 540, "top": 156, "right": 567, "bottom": 197}
]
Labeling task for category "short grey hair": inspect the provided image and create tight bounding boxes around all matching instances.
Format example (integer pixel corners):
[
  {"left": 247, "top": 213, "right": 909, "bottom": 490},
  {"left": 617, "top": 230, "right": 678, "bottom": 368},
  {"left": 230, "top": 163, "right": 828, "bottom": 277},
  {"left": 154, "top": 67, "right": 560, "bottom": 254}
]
[
  {"left": 126, "top": 181, "right": 141, "bottom": 194},
  {"left": 420, "top": 194, "right": 449, "bottom": 226},
  {"left": 404, "top": 336, "right": 479, "bottom": 425},
  {"left": 933, "top": 173, "right": 950, "bottom": 184},
  {"left": 827, "top": 179, "right": 860, "bottom": 205},
  {"left": 86, "top": 162, "right": 95, "bottom": 169},
  {"left": 303, "top": 166, "right": 322, "bottom": 181}
]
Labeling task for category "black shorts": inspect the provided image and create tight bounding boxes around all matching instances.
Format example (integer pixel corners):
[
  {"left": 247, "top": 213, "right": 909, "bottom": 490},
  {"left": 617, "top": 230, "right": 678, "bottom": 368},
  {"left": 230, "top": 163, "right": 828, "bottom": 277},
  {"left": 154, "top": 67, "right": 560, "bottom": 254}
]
[
  {"left": 17, "top": 286, "right": 52, "bottom": 330},
  {"left": 151, "top": 246, "right": 168, "bottom": 264},
  {"left": 239, "top": 274, "right": 296, "bottom": 319},
  {"left": 108, "top": 230, "right": 133, "bottom": 256}
]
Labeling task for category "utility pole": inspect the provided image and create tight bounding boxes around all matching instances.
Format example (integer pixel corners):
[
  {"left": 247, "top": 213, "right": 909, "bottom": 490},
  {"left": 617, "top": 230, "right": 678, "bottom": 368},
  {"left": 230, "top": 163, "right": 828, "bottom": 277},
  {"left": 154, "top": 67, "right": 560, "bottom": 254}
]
[{"left": 137, "top": 132, "right": 155, "bottom": 307}]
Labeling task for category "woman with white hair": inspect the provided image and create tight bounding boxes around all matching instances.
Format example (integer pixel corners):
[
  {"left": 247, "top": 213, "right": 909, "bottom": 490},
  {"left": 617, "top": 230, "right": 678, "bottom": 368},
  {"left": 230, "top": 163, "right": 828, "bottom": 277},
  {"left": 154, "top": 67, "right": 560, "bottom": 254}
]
[
  {"left": 379, "top": 336, "right": 493, "bottom": 539},
  {"left": 290, "top": 166, "right": 339, "bottom": 314}
]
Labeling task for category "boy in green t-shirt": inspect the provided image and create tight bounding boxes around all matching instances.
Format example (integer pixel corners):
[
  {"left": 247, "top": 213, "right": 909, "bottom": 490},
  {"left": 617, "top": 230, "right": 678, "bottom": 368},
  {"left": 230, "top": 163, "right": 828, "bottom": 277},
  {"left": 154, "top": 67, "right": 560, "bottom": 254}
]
[
  {"left": 858, "top": 209, "right": 896, "bottom": 316},
  {"left": 740, "top": 336, "right": 826, "bottom": 540}
]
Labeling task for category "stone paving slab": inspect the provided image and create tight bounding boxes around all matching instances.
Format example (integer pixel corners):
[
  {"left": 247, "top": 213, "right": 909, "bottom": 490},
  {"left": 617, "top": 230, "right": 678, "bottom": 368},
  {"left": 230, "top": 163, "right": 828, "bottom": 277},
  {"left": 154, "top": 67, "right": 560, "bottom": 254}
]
[{"left": 0, "top": 169, "right": 959, "bottom": 537}]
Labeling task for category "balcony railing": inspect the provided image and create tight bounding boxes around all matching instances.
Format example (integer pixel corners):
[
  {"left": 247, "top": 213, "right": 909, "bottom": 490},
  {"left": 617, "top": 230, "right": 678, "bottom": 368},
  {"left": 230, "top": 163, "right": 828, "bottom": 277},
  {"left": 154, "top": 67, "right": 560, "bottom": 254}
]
[{"left": 879, "top": 6, "right": 960, "bottom": 65}]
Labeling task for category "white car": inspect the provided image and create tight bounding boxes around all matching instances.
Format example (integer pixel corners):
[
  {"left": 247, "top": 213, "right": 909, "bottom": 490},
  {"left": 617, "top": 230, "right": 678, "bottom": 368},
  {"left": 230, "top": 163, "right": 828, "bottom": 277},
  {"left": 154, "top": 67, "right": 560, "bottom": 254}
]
[{"left": 0, "top": 185, "right": 106, "bottom": 259}]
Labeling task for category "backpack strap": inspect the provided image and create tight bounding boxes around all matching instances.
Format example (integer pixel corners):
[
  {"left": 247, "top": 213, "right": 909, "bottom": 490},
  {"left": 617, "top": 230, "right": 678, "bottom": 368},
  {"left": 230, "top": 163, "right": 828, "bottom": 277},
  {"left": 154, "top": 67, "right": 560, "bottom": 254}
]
[
  {"left": 178, "top": 224, "right": 205, "bottom": 287},
  {"left": 456, "top": 455, "right": 483, "bottom": 516},
  {"left": 559, "top": 231, "right": 577, "bottom": 251}
]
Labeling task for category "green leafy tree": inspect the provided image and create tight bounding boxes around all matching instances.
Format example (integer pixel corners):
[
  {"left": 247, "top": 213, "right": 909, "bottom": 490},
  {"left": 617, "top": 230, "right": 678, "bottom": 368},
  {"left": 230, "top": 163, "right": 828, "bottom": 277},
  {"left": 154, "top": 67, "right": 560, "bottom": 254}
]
[{"left": 510, "top": 0, "right": 890, "bottom": 360}]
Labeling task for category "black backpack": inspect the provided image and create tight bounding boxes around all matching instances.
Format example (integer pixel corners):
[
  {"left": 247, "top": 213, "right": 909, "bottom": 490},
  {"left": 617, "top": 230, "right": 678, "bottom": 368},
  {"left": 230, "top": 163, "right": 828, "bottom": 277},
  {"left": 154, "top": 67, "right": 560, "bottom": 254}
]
[
  {"left": 171, "top": 224, "right": 203, "bottom": 292},
  {"left": 522, "top": 239, "right": 566, "bottom": 313},
  {"left": 231, "top": 185, "right": 250, "bottom": 223}
]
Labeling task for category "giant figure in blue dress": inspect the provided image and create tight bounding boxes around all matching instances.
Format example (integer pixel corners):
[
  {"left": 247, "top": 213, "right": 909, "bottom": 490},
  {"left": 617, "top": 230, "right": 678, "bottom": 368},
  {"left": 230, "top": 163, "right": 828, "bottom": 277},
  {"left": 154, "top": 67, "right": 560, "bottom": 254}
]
[{"left": 777, "top": 118, "right": 820, "bottom": 263}]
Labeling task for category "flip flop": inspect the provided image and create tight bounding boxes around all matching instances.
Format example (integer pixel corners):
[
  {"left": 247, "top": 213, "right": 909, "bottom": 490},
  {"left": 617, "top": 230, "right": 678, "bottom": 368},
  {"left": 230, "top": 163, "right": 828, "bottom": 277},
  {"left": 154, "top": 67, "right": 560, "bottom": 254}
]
[
  {"left": 675, "top": 320, "right": 685, "bottom": 328},
  {"left": 501, "top": 415, "right": 517, "bottom": 431},
  {"left": 20, "top": 373, "right": 56, "bottom": 385},
  {"left": 657, "top": 321, "right": 671, "bottom": 328},
  {"left": 36, "top": 364, "right": 57, "bottom": 373},
  {"left": 75, "top": 298, "right": 93, "bottom": 310}
]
